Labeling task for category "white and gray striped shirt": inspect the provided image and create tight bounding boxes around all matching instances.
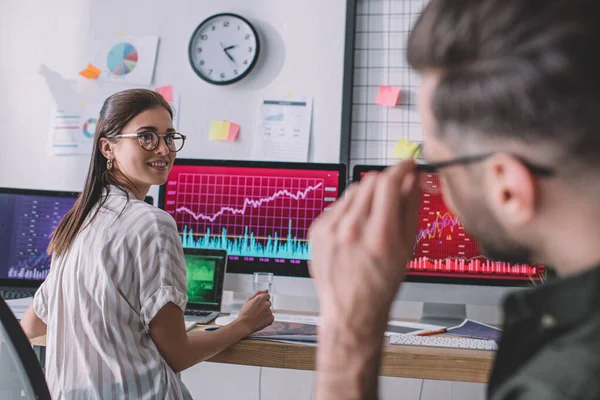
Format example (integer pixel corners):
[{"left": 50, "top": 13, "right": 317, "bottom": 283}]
[{"left": 34, "top": 187, "right": 192, "bottom": 399}]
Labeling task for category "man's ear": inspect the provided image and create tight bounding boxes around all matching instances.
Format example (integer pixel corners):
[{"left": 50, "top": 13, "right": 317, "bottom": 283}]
[
  {"left": 98, "top": 138, "right": 114, "bottom": 160},
  {"left": 485, "top": 153, "right": 536, "bottom": 227}
]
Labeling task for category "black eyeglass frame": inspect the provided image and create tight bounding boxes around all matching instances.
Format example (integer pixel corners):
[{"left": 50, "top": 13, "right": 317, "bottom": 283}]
[
  {"left": 415, "top": 152, "right": 555, "bottom": 177},
  {"left": 114, "top": 131, "right": 187, "bottom": 153}
]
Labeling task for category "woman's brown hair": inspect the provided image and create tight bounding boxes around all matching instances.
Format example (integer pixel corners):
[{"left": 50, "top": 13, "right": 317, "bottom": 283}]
[{"left": 48, "top": 88, "right": 172, "bottom": 257}]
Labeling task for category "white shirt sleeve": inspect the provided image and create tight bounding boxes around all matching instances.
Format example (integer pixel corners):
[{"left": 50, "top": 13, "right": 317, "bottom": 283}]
[{"left": 134, "top": 211, "right": 188, "bottom": 330}]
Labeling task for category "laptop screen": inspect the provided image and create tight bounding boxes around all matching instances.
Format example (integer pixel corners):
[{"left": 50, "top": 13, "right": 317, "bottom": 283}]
[{"left": 184, "top": 249, "right": 227, "bottom": 310}]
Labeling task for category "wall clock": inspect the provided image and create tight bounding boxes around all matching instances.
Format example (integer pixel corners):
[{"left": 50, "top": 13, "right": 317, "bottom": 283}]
[{"left": 188, "top": 13, "right": 260, "bottom": 85}]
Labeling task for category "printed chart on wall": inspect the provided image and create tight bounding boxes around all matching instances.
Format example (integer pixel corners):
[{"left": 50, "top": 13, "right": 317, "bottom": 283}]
[
  {"left": 48, "top": 103, "right": 102, "bottom": 155},
  {"left": 92, "top": 36, "right": 159, "bottom": 85},
  {"left": 252, "top": 95, "right": 313, "bottom": 162},
  {"left": 350, "top": 0, "right": 428, "bottom": 173}
]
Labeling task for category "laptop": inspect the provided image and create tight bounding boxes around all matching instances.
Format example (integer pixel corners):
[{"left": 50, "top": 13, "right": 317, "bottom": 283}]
[{"left": 183, "top": 248, "right": 228, "bottom": 324}]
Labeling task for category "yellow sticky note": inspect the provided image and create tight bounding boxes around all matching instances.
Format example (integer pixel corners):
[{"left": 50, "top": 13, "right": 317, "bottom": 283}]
[
  {"left": 119, "top": 31, "right": 125, "bottom": 36},
  {"left": 79, "top": 64, "right": 101, "bottom": 79},
  {"left": 392, "top": 138, "right": 421, "bottom": 159},
  {"left": 209, "top": 121, "right": 229, "bottom": 141}
]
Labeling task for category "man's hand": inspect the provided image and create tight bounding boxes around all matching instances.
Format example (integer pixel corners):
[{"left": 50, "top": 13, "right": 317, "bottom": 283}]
[
  {"left": 309, "top": 160, "right": 420, "bottom": 400},
  {"left": 235, "top": 290, "right": 275, "bottom": 335},
  {"left": 310, "top": 160, "right": 420, "bottom": 324}
]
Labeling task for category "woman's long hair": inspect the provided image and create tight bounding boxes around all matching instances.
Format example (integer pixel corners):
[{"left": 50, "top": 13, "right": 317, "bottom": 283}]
[{"left": 48, "top": 89, "right": 172, "bottom": 257}]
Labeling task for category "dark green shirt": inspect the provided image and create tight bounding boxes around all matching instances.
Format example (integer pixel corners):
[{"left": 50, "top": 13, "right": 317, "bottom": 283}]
[{"left": 489, "top": 265, "right": 600, "bottom": 399}]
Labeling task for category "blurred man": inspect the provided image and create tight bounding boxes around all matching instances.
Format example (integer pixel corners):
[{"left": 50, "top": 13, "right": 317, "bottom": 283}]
[{"left": 310, "top": 0, "right": 600, "bottom": 399}]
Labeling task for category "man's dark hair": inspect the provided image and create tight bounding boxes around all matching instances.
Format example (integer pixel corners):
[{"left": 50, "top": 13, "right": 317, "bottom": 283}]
[{"left": 407, "top": 0, "right": 600, "bottom": 170}]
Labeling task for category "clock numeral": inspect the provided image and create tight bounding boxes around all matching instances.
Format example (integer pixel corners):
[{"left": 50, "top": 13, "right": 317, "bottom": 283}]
[
  {"left": 208, "top": 69, "right": 213, "bottom": 75},
  {"left": 243, "top": 60, "right": 249, "bottom": 65},
  {"left": 245, "top": 34, "right": 251, "bottom": 40},
  {"left": 200, "top": 35, "right": 208, "bottom": 40},
  {"left": 211, "top": 25, "right": 216, "bottom": 31},
  {"left": 233, "top": 69, "right": 239, "bottom": 75},
  {"left": 248, "top": 47, "right": 253, "bottom": 53},
  {"left": 223, "top": 21, "right": 230, "bottom": 27},
  {"left": 238, "top": 25, "right": 241, "bottom": 31},
  {"left": 196, "top": 47, "right": 202, "bottom": 53},
  {"left": 220, "top": 72, "right": 226, "bottom": 79},
  {"left": 199, "top": 60, "right": 205, "bottom": 66}
]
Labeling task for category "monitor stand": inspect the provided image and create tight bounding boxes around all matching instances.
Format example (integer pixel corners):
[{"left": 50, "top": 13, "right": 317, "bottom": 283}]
[{"left": 419, "top": 302, "right": 466, "bottom": 327}]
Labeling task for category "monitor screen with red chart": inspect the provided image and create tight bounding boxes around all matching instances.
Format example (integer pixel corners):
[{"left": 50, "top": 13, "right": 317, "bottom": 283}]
[
  {"left": 159, "top": 159, "right": 346, "bottom": 276},
  {"left": 353, "top": 165, "right": 546, "bottom": 286}
]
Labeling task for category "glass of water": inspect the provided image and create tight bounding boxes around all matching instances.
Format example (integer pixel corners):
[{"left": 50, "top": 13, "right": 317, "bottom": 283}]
[{"left": 252, "top": 272, "right": 273, "bottom": 295}]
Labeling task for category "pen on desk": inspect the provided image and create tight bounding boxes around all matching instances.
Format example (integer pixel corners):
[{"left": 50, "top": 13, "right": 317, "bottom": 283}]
[
  {"left": 416, "top": 328, "right": 447, "bottom": 336},
  {"left": 205, "top": 327, "right": 220, "bottom": 331}
]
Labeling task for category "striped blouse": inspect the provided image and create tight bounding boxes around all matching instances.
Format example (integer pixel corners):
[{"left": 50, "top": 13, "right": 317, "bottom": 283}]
[{"left": 33, "top": 186, "right": 192, "bottom": 399}]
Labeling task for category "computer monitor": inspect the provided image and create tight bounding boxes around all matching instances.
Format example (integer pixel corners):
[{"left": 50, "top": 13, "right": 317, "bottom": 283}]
[
  {"left": 159, "top": 159, "right": 346, "bottom": 279},
  {"left": 352, "top": 165, "right": 544, "bottom": 324},
  {"left": 0, "top": 188, "right": 79, "bottom": 289}
]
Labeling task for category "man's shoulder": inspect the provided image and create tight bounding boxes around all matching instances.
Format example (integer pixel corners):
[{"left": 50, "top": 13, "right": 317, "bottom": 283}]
[{"left": 493, "top": 318, "right": 600, "bottom": 399}]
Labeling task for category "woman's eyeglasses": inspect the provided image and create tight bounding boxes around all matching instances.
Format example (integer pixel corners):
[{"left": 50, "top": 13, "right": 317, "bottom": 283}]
[{"left": 115, "top": 131, "right": 186, "bottom": 152}]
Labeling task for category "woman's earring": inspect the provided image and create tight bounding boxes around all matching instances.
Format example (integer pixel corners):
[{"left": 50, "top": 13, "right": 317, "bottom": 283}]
[{"left": 107, "top": 158, "right": 114, "bottom": 170}]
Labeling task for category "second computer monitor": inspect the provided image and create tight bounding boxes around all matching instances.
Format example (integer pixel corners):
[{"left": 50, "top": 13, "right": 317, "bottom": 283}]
[
  {"left": 159, "top": 159, "right": 346, "bottom": 277},
  {"left": 352, "top": 165, "right": 545, "bottom": 286},
  {"left": 0, "top": 188, "right": 79, "bottom": 288}
]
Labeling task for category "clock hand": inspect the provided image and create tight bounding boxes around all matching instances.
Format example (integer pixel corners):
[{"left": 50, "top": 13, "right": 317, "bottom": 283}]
[
  {"left": 224, "top": 45, "right": 237, "bottom": 51},
  {"left": 224, "top": 49, "right": 235, "bottom": 63}
]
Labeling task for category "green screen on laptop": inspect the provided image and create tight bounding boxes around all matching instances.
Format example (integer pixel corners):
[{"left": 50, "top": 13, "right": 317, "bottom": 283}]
[{"left": 184, "top": 250, "right": 227, "bottom": 307}]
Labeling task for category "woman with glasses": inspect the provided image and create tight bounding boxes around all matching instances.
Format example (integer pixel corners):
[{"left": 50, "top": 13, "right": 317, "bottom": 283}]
[{"left": 20, "top": 89, "right": 274, "bottom": 399}]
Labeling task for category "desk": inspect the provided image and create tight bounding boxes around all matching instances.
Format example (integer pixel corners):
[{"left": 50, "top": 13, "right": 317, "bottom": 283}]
[{"left": 30, "top": 322, "right": 495, "bottom": 383}]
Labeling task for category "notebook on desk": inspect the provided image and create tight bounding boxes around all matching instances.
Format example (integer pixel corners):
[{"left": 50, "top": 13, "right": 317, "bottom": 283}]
[{"left": 183, "top": 248, "right": 227, "bottom": 324}]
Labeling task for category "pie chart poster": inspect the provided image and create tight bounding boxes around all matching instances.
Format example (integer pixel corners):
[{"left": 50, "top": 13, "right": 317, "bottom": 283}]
[{"left": 92, "top": 36, "right": 159, "bottom": 85}]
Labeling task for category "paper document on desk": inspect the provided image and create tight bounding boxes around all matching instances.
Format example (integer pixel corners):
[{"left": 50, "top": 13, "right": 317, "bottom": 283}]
[
  {"left": 249, "top": 321, "right": 317, "bottom": 343},
  {"left": 252, "top": 95, "right": 312, "bottom": 162},
  {"left": 385, "top": 321, "right": 444, "bottom": 336},
  {"left": 6, "top": 297, "right": 33, "bottom": 320},
  {"left": 447, "top": 319, "right": 502, "bottom": 341}
]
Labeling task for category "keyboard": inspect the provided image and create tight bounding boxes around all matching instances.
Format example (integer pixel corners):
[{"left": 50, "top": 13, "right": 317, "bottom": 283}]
[
  {"left": 0, "top": 289, "right": 35, "bottom": 300},
  {"left": 389, "top": 333, "right": 498, "bottom": 350},
  {"left": 184, "top": 310, "right": 212, "bottom": 317}
]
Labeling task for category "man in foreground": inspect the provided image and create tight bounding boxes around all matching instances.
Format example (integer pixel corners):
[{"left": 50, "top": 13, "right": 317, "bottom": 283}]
[{"left": 310, "top": 0, "right": 600, "bottom": 398}]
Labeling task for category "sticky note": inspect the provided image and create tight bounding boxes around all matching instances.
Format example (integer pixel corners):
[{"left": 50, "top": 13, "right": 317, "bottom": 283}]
[
  {"left": 119, "top": 31, "right": 125, "bottom": 36},
  {"left": 392, "top": 138, "right": 421, "bottom": 159},
  {"left": 155, "top": 85, "right": 174, "bottom": 103},
  {"left": 209, "top": 121, "right": 229, "bottom": 141},
  {"left": 376, "top": 85, "right": 402, "bottom": 107},
  {"left": 227, "top": 123, "right": 240, "bottom": 141},
  {"left": 79, "top": 64, "right": 101, "bottom": 79}
]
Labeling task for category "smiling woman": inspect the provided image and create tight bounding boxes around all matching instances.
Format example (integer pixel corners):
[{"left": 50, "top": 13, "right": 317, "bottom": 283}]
[{"left": 19, "top": 89, "right": 274, "bottom": 399}]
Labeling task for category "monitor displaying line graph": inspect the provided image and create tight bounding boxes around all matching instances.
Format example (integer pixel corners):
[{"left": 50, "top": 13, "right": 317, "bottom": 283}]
[
  {"left": 355, "top": 167, "right": 545, "bottom": 282},
  {"left": 160, "top": 161, "right": 344, "bottom": 276}
]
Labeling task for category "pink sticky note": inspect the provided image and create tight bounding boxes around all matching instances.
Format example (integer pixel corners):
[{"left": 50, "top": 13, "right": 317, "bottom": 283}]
[
  {"left": 376, "top": 85, "right": 402, "bottom": 107},
  {"left": 155, "top": 85, "right": 174, "bottom": 103},
  {"left": 227, "top": 122, "right": 240, "bottom": 141}
]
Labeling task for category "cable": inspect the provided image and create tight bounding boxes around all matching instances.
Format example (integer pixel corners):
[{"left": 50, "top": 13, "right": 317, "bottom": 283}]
[{"left": 258, "top": 367, "right": 262, "bottom": 400}]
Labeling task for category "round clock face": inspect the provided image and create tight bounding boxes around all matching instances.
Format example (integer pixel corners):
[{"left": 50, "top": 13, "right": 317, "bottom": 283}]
[{"left": 189, "top": 13, "right": 260, "bottom": 85}]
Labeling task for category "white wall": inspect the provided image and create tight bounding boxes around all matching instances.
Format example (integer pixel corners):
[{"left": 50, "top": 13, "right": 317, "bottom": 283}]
[{"left": 0, "top": 0, "right": 347, "bottom": 191}]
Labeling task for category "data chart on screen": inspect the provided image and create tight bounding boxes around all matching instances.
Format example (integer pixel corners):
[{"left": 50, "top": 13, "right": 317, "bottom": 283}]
[
  {"left": 360, "top": 171, "right": 545, "bottom": 282},
  {"left": 162, "top": 164, "right": 341, "bottom": 274}
]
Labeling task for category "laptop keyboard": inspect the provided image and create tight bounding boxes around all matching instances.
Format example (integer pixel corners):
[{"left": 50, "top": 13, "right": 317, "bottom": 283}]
[
  {"left": 0, "top": 289, "right": 35, "bottom": 300},
  {"left": 185, "top": 310, "right": 213, "bottom": 317}
]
